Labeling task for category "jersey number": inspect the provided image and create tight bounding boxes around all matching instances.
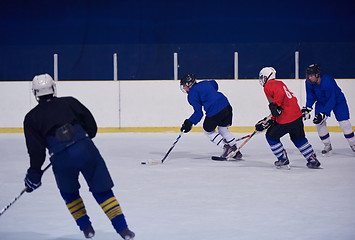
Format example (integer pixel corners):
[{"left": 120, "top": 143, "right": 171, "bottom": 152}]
[{"left": 283, "top": 86, "right": 295, "bottom": 99}]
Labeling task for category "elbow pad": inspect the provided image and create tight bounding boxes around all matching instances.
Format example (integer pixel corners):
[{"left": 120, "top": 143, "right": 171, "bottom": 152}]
[{"left": 269, "top": 103, "right": 283, "bottom": 117}]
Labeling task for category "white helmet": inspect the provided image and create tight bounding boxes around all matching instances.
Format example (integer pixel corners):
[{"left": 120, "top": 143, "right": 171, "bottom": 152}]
[
  {"left": 259, "top": 67, "right": 276, "bottom": 87},
  {"left": 32, "top": 74, "right": 56, "bottom": 100}
]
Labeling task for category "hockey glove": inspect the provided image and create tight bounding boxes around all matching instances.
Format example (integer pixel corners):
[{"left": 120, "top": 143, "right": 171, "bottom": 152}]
[
  {"left": 301, "top": 106, "right": 312, "bottom": 121},
  {"left": 255, "top": 117, "right": 275, "bottom": 132},
  {"left": 24, "top": 168, "right": 43, "bottom": 193},
  {"left": 313, "top": 112, "right": 327, "bottom": 125},
  {"left": 181, "top": 119, "right": 193, "bottom": 133},
  {"left": 269, "top": 103, "right": 283, "bottom": 117}
]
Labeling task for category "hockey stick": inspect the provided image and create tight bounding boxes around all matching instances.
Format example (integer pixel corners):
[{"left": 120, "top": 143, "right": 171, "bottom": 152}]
[
  {"left": 234, "top": 134, "right": 252, "bottom": 142},
  {"left": 0, "top": 163, "right": 52, "bottom": 217},
  {"left": 229, "top": 114, "right": 273, "bottom": 158},
  {"left": 141, "top": 132, "right": 183, "bottom": 165},
  {"left": 212, "top": 115, "right": 272, "bottom": 161},
  {"left": 212, "top": 132, "right": 257, "bottom": 161}
]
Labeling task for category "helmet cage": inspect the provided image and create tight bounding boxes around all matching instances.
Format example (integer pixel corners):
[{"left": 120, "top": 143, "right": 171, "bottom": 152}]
[
  {"left": 306, "top": 64, "right": 321, "bottom": 78},
  {"left": 259, "top": 67, "right": 276, "bottom": 87},
  {"left": 180, "top": 74, "right": 196, "bottom": 93}
]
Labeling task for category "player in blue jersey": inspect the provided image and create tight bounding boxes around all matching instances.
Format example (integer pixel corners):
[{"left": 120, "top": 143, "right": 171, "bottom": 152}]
[
  {"left": 23, "top": 74, "right": 135, "bottom": 239},
  {"left": 302, "top": 64, "right": 355, "bottom": 154},
  {"left": 180, "top": 74, "right": 242, "bottom": 159}
]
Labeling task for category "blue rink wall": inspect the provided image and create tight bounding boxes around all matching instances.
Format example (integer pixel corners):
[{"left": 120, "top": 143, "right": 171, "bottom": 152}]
[
  {"left": 1, "top": 1, "right": 355, "bottom": 80},
  {"left": 0, "top": 79, "right": 354, "bottom": 133}
]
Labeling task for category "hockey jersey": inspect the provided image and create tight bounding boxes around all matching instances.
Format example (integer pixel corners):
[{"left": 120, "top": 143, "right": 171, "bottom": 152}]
[
  {"left": 264, "top": 79, "right": 302, "bottom": 124},
  {"left": 305, "top": 74, "right": 347, "bottom": 117},
  {"left": 24, "top": 96, "right": 97, "bottom": 170},
  {"left": 187, "top": 80, "right": 230, "bottom": 125}
]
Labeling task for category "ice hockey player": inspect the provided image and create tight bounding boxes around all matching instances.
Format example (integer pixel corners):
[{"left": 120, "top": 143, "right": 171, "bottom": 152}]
[
  {"left": 302, "top": 64, "right": 355, "bottom": 155},
  {"left": 23, "top": 74, "right": 135, "bottom": 239},
  {"left": 255, "top": 67, "right": 321, "bottom": 168},
  {"left": 180, "top": 74, "right": 242, "bottom": 159}
]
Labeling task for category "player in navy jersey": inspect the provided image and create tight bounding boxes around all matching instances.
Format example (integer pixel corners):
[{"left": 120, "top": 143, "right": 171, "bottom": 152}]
[
  {"left": 302, "top": 64, "right": 355, "bottom": 154},
  {"left": 255, "top": 67, "right": 321, "bottom": 168},
  {"left": 23, "top": 74, "right": 135, "bottom": 239},
  {"left": 180, "top": 74, "right": 242, "bottom": 159}
]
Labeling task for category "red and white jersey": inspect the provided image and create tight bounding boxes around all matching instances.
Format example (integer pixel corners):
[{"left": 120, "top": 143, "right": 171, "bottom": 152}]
[{"left": 264, "top": 79, "right": 302, "bottom": 124}]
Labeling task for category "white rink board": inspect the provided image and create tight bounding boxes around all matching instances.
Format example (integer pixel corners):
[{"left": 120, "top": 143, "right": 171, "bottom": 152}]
[{"left": 0, "top": 79, "right": 354, "bottom": 128}]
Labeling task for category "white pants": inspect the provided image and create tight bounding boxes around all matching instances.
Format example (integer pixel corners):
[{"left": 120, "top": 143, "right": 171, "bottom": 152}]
[{"left": 315, "top": 119, "right": 355, "bottom": 146}]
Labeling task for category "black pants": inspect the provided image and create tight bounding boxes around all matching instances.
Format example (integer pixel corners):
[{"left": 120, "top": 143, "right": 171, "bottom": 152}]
[
  {"left": 266, "top": 116, "right": 305, "bottom": 141},
  {"left": 203, "top": 105, "right": 233, "bottom": 132}
]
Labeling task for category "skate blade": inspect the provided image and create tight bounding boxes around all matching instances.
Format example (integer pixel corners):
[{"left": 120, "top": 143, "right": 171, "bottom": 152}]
[
  {"left": 322, "top": 151, "right": 332, "bottom": 157},
  {"left": 276, "top": 164, "right": 291, "bottom": 170},
  {"left": 308, "top": 166, "right": 323, "bottom": 169}
]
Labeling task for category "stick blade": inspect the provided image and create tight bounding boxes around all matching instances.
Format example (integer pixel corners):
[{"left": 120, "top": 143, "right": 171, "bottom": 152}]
[
  {"left": 141, "top": 159, "right": 163, "bottom": 165},
  {"left": 211, "top": 156, "right": 227, "bottom": 161}
]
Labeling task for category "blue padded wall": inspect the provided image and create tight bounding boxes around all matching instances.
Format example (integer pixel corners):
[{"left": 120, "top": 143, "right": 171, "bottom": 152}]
[{"left": 1, "top": 0, "right": 354, "bottom": 80}]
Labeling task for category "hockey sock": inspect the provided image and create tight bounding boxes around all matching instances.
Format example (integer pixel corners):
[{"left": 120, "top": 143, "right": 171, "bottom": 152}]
[
  {"left": 266, "top": 135, "right": 286, "bottom": 160},
  {"left": 203, "top": 129, "right": 225, "bottom": 149},
  {"left": 292, "top": 138, "right": 316, "bottom": 161},
  {"left": 217, "top": 126, "right": 236, "bottom": 146},
  {"left": 339, "top": 120, "right": 355, "bottom": 146},
  {"left": 60, "top": 191, "right": 91, "bottom": 231},
  {"left": 93, "top": 190, "right": 128, "bottom": 233},
  {"left": 315, "top": 121, "right": 331, "bottom": 145}
]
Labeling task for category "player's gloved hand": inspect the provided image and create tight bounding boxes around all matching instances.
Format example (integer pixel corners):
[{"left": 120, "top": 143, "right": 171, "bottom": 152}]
[
  {"left": 269, "top": 103, "right": 283, "bottom": 117},
  {"left": 24, "top": 168, "right": 43, "bottom": 193},
  {"left": 301, "top": 106, "right": 312, "bottom": 121},
  {"left": 255, "top": 117, "right": 275, "bottom": 132},
  {"left": 180, "top": 119, "right": 193, "bottom": 133},
  {"left": 313, "top": 112, "right": 327, "bottom": 125}
]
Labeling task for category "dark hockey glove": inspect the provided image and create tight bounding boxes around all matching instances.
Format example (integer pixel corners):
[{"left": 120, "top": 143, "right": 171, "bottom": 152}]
[
  {"left": 269, "top": 103, "right": 283, "bottom": 117},
  {"left": 255, "top": 117, "right": 275, "bottom": 132},
  {"left": 313, "top": 112, "right": 327, "bottom": 125},
  {"left": 181, "top": 119, "right": 193, "bottom": 133},
  {"left": 301, "top": 106, "right": 312, "bottom": 121},
  {"left": 24, "top": 168, "right": 43, "bottom": 193}
]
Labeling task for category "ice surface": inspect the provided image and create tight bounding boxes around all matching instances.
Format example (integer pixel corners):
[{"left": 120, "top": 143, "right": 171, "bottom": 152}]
[{"left": 0, "top": 132, "right": 355, "bottom": 240}]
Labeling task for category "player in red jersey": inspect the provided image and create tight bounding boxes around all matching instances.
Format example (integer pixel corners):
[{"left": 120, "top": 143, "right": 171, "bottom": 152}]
[{"left": 255, "top": 67, "right": 321, "bottom": 168}]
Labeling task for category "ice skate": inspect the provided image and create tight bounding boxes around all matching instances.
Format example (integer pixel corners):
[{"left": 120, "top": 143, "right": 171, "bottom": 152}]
[
  {"left": 211, "top": 148, "right": 242, "bottom": 161},
  {"left": 274, "top": 150, "right": 290, "bottom": 169},
  {"left": 307, "top": 154, "right": 321, "bottom": 169},
  {"left": 83, "top": 225, "right": 95, "bottom": 239},
  {"left": 221, "top": 144, "right": 237, "bottom": 159},
  {"left": 232, "top": 150, "right": 243, "bottom": 160},
  {"left": 274, "top": 158, "right": 290, "bottom": 169},
  {"left": 321, "top": 144, "right": 332, "bottom": 155},
  {"left": 119, "top": 228, "right": 135, "bottom": 239}
]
